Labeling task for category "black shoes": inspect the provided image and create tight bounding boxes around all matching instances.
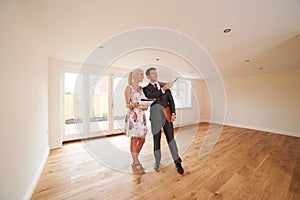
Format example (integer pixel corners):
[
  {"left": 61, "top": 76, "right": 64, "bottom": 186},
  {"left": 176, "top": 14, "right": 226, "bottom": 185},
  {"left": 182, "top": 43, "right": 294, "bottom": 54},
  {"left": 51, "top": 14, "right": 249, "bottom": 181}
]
[
  {"left": 153, "top": 162, "right": 160, "bottom": 170},
  {"left": 175, "top": 163, "right": 184, "bottom": 174}
]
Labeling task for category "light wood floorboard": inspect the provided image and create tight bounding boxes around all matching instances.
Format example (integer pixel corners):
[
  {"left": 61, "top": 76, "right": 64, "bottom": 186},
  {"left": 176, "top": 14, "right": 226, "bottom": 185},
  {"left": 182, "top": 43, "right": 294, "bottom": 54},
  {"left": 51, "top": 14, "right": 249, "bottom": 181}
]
[{"left": 32, "top": 123, "right": 300, "bottom": 200}]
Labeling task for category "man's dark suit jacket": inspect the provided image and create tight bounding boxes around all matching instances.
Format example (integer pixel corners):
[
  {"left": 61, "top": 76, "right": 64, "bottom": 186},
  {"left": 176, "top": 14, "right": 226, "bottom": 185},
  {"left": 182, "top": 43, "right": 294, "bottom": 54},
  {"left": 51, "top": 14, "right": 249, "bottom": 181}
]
[{"left": 143, "top": 82, "right": 176, "bottom": 115}]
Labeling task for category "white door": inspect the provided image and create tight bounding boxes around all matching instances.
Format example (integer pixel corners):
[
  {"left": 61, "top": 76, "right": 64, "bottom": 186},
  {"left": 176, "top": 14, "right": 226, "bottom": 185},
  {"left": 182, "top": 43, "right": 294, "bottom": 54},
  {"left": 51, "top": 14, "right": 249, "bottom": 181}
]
[{"left": 63, "top": 71, "right": 127, "bottom": 141}]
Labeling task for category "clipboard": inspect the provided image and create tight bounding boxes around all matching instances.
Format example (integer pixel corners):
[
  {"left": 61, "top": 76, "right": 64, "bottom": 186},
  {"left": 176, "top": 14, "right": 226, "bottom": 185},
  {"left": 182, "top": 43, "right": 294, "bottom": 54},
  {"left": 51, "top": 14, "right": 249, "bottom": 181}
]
[{"left": 140, "top": 98, "right": 155, "bottom": 106}]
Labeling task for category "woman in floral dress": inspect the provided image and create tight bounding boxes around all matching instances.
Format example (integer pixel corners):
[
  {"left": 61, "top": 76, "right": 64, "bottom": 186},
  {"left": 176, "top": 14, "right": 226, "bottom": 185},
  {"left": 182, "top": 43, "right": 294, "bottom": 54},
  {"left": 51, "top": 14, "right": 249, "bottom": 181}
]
[{"left": 124, "top": 68, "right": 149, "bottom": 173}]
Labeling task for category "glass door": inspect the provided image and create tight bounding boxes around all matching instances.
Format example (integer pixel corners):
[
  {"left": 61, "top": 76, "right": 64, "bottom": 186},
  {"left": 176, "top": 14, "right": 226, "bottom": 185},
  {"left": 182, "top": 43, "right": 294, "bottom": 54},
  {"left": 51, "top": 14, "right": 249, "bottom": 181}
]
[
  {"left": 112, "top": 76, "right": 128, "bottom": 134},
  {"left": 63, "top": 72, "right": 83, "bottom": 141},
  {"left": 63, "top": 71, "right": 127, "bottom": 141},
  {"left": 89, "top": 74, "right": 110, "bottom": 136}
]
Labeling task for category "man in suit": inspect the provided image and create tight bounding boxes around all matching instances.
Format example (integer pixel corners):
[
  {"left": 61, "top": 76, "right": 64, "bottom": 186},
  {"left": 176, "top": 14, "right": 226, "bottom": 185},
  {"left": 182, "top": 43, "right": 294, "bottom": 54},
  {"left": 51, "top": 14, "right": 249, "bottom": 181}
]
[{"left": 143, "top": 67, "right": 184, "bottom": 174}]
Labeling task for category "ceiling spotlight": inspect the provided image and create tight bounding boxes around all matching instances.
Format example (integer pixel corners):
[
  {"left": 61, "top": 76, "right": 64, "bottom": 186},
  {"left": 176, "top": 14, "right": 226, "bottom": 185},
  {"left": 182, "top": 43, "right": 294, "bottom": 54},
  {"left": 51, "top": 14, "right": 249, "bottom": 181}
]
[
  {"left": 156, "top": 58, "right": 160, "bottom": 61},
  {"left": 258, "top": 67, "right": 263, "bottom": 70},
  {"left": 245, "top": 59, "right": 250, "bottom": 62},
  {"left": 223, "top": 28, "right": 231, "bottom": 33},
  {"left": 99, "top": 46, "right": 104, "bottom": 48}
]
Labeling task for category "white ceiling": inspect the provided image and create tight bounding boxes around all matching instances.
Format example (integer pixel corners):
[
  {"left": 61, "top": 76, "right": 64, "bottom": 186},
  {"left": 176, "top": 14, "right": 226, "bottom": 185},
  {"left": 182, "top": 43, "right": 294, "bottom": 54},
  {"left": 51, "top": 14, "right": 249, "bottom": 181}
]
[{"left": 20, "top": 0, "right": 300, "bottom": 79}]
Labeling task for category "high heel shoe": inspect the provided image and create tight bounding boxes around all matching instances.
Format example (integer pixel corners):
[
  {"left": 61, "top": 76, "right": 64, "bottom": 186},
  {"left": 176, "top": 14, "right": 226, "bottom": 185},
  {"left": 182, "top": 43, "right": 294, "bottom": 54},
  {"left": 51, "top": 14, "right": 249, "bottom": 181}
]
[
  {"left": 138, "top": 162, "right": 145, "bottom": 171},
  {"left": 131, "top": 163, "right": 145, "bottom": 173}
]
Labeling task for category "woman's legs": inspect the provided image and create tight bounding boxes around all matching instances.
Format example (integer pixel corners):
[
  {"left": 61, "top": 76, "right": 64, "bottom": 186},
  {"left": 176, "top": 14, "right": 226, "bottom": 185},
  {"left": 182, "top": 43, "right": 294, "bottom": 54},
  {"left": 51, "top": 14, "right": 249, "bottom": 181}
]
[
  {"left": 130, "top": 137, "right": 146, "bottom": 172},
  {"left": 137, "top": 137, "right": 145, "bottom": 153},
  {"left": 130, "top": 137, "right": 139, "bottom": 164},
  {"left": 136, "top": 137, "right": 145, "bottom": 169}
]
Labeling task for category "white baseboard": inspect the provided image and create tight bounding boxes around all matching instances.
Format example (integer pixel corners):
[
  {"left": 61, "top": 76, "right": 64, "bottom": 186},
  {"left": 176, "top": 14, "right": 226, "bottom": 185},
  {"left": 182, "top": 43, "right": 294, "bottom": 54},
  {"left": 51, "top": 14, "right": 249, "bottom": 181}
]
[
  {"left": 50, "top": 143, "right": 62, "bottom": 149},
  {"left": 23, "top": 147, "right": 50, "bottom": 200},
  {"left": 199, "top": 119, "right": 210, "bottom": 123},
  {"left": 201, "top": 119, "right": 299, "bottom": 138},
  {"left": 174, "top": 120, "right": 201, "bottom": 128},
  {"left": 224, "top": 122, "right": 299, "bottom": 138}
]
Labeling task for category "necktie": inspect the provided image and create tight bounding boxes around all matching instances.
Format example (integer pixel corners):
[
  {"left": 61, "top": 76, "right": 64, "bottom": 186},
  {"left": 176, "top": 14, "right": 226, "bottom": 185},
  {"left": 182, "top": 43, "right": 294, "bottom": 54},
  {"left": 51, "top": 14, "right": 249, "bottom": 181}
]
[{"left": 154, "top": 83, "right": 158, "bottom": 90}]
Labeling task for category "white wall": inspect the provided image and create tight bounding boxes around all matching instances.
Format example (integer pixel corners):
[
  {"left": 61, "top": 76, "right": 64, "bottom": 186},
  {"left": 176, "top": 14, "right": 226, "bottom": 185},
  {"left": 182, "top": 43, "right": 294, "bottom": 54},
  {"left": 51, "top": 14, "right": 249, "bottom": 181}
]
[
  {"left": 204, "top": 69, "right": 300, "bottom": 137},
  {"left": 191, "top": 79, "right": 210, "bottom": 122},
  {"left": 0, "top": 1, "right": 49, "bottom": 199},
  {"left": 48, "top": 58, "right": 63, "bottom": 149}
]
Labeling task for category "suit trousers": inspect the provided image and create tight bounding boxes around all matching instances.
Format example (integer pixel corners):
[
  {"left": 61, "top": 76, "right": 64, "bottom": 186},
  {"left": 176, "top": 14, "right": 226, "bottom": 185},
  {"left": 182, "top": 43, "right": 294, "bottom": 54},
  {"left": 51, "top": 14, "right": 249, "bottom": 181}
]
[{"left": 153, "top": 120, "right": 182, "bottom": 164}]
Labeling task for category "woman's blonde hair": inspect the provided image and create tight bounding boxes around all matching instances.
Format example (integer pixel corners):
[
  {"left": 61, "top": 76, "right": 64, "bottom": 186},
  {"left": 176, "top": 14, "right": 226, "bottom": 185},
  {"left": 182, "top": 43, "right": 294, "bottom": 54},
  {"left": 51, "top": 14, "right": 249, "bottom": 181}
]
[{"left": 128, "top": 68, "right": 143, "bottom": 85}]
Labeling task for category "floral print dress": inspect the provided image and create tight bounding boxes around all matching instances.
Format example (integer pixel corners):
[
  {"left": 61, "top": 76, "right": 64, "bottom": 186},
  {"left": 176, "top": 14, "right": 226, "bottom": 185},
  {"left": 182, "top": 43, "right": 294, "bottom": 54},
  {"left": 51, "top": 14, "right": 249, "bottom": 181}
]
[{"left": 124, "top": 85, "right": 147, "bottom": 138}]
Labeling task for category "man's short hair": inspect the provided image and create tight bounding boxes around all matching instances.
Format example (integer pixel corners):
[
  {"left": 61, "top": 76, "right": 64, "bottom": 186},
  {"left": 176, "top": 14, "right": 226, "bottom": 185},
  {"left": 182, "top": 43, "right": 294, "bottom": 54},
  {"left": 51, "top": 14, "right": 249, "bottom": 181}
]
[{"left": 145, "top": 67, "right": 156, "bottom": 76}]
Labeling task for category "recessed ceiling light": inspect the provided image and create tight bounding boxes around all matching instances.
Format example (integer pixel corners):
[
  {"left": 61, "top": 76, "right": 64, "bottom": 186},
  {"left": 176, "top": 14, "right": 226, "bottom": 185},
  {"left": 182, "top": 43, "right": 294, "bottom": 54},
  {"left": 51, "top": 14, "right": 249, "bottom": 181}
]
[
  {"left": 245, "top": 59, "right": 250, "bottom": 62},
  {"left": 258, "top": 67, "right": 263, "bottom": 70},
  {"left": 99, "top": 46, "right": 104, "bottom": 48},
  {"left": 223, "top": 28, "right": 231, "bottom": 33},
  {"left": 156, "top": 58, "right": 160, "bottom": 61}
]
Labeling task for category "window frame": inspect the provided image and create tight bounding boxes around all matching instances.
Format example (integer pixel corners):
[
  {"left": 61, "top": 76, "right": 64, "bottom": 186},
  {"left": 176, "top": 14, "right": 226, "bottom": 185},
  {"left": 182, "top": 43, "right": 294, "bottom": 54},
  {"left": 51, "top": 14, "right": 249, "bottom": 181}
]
[{"left": 171, "top": 79, "right": 192, "bottom": 109}]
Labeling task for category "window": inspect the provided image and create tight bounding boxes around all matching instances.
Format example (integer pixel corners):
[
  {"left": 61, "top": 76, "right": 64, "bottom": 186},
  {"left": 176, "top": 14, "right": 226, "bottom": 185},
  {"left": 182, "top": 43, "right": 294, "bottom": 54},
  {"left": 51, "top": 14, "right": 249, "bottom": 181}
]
[
  {"left": 64, "top": 72, "right": 83, "bottom": 138},
  {"left": 172, "top": 79, "right": 192, "bottom": 108},
  {"left": 63, "top": 69, "right": 129, "bottom": 141}
]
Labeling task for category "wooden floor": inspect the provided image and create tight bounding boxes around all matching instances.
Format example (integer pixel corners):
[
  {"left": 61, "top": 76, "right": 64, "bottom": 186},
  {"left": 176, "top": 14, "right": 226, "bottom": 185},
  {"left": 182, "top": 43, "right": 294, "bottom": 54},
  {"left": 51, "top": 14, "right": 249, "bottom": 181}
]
[{"left": 32, "top": 123, "right": 300, "bottom": 200}]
